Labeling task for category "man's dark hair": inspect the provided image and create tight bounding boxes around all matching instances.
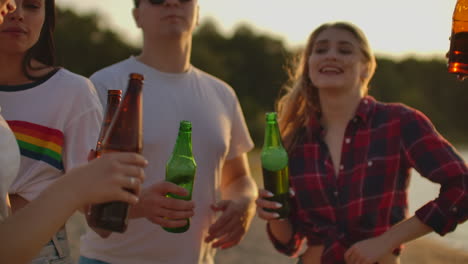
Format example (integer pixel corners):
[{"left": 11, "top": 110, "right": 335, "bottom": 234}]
[{"left": 134, "top": 0, "right": 140, "bottom": 7}]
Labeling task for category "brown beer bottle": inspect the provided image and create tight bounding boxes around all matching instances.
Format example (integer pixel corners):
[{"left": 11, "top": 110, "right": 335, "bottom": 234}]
[
  {"left": 448, "top": 0, "right": 468, "bottom": 80},
  {"left": 88, "top": 73, "right": 144, "bottom": 233},
  {"left": 95, "top": 90, "right": 122, "bottom": 157}
]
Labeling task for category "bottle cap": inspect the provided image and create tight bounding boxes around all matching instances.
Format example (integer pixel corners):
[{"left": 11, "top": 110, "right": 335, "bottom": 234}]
[
  {"left": 265, "top": 112, "right": 278, "bottom": 122},
  {"left": 180, "top": 120, "right": 192, "bottom": 131},
  {"left": 108, "top": 89, "right": 122, "bottom": 96},
  {"left": 129, "top": 73, "right": 144, "bottom": 81}
]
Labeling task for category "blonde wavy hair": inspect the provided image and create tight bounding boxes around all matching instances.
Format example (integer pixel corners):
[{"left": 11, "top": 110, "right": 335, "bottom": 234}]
[{"left": 276, "top": 21, "right": 377, "bottom": 151}]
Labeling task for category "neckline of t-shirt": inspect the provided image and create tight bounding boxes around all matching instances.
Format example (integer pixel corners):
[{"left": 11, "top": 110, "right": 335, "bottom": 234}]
[
  {"left": 0, "top": 68, "right": 62, "bottom": 92},
  {"left": 129, "top": 56, "right": 194, "bottom": 80}
]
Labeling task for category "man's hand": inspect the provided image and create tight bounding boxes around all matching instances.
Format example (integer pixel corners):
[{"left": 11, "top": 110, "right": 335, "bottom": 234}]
[
  {"left": 130, "top": 181, "right": 195, "bottom": 229},
  {"left": 205, "top": 196, "right": 256, "bottom": 249}
]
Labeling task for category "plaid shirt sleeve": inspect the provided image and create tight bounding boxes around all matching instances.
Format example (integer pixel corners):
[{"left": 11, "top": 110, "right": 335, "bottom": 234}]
[
  {"left": 400, "top": 107, "right": 468, "bottom": 235},
  {"left": 265, "top": 194, "right": 306, "bottom": 257},
  {"left": 266, "top": 221, "right": 304, "bottom": 257}
]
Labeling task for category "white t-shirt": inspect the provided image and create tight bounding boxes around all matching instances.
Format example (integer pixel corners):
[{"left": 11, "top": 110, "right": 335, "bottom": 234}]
[
  {"left": 0, "top": 111, "right": 20, "bottom": 221},
  {"left": 0, "top": 68, "right": 102, "bottom": 201},
  {"left": 80, "top": 57, "right": 254, "bottom": 264}
]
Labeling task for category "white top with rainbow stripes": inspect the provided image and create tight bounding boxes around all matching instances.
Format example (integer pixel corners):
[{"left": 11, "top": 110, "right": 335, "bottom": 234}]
[{"left": 0, "top": 68, "right": 103, "bottom": 201}]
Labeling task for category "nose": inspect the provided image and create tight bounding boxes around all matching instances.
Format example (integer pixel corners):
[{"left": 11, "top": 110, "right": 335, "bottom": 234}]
[
  {"left": 7, "top": 1, "right": 16, "bottom": 13},
  {"left": 324, "top": 49, "right": 338, "bottom": 61},
  {"left": 8, "top": 4, "right": 24, "bottom": 21}
]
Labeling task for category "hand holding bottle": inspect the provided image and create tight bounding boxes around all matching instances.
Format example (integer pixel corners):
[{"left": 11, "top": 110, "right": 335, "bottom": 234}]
[
  {"left": 83, "top": 152, "right": 147, "bottom": 238},
  {"left": 129, "top": 181, "right": 195, "bottom": 229},
  {"left": 62, "top": 152, "right": 147, "bottom": 209},
  {"left": 256, "top": 189, "right": 285, "bottom": 220}
]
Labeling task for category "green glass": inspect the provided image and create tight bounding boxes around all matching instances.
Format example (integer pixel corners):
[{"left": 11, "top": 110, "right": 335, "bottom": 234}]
[
  {"left": 163, "top": 120, "right": 197, "bottom": 233},
  {"left": 261, "top": 112, "right": 290, "bottom": 219}
]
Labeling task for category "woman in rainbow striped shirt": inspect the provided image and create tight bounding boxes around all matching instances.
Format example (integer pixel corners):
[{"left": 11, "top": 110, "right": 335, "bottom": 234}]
[{"left": 0, "top": 1, "right": 146, "bottom": 264}]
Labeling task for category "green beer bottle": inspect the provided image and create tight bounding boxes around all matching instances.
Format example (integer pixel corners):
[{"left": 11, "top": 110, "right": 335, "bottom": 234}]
[
  {"left": 164, "top": 120, "right": 197, "bottom": 233},
  {"left": 261, "top": 112, "right": 290, "bottom": 219}
]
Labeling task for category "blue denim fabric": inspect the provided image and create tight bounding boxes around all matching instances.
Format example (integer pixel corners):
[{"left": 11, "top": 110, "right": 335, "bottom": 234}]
[
  {"left": 30, "top": 227, "right": 71, "bottom": 264},
  {"left": 78, "top": 256, "right": 111, "bottom": 264}
]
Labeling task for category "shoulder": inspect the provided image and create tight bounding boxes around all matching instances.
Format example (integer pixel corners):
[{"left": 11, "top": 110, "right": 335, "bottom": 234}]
[
  {"left": 52, "top": 68, "right": 101, "bottom": 108},
  {"left": 372, "top": 99, "right": 432, "bottom": 126},
  {"left": 90, "top": 58, "right": 134, "bottom": 81},
  {"left": 54, "top": 68, "right": 92, "bottom": 87},
  {"left": 89, "top": 59, "right": 137, "bottom": 95},
  {"left": 191, "top": 67, "right": 238, "bottom": 100},
  {"left": 46, "top": 68, "right": 95, "bottom": 96}
]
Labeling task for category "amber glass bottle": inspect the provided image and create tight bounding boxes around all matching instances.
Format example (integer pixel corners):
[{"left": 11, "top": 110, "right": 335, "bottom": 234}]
[
  {"left": 88, "top": 73, "right": 144, "bottom": 233},
  {"left": 95, "top": 90, "right": 122, "bottom": 157},
  {"left": 448, "top": 0, "right": 468, "bottom": 80}
]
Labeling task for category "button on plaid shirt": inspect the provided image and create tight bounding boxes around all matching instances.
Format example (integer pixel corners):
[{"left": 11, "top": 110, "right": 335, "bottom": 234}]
[{"left": 267, "top": 96, "right": 468, "bottom": 263}]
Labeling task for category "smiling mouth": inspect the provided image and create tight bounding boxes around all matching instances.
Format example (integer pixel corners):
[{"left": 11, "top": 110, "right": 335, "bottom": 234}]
[{"left": 320, "top": 67, "right": 343, "bottom": 74}]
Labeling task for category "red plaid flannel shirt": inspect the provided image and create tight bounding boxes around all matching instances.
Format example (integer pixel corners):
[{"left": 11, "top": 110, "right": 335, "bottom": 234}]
[{"left": 267, "top": 96, "right": 468, "bottom": 263}]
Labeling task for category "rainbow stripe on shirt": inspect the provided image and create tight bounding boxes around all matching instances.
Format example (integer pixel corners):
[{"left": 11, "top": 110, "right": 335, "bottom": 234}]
[{"left": 7, "top": 120, "right": 64, "bottom": 171}]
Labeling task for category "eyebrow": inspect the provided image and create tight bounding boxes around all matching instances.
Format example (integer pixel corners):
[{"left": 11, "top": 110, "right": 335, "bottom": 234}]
[{"left": 315, "top": 40, "right": 354, "bottom": 46}]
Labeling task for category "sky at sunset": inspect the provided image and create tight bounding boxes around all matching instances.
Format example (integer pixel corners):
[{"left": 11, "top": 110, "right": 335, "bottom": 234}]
[{"left": 58, "top": 0, "right": 458, "bottom": 59}]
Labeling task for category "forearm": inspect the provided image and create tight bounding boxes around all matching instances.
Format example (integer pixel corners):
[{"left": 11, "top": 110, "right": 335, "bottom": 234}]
[
  {"left": 219, "top": 174, "right": 258, "bottom": 235},
  {"left": 221, "top": 174, "right": 257, "bottom": 202},
  {"left": 0, "top": 178, "right": 80, "bottom": 264},
  {"left": 380, "top": 216, "right": 433, "bottom": 249},
  {"left": 268, "top": 219, "right": 294, "bottom": 244}
]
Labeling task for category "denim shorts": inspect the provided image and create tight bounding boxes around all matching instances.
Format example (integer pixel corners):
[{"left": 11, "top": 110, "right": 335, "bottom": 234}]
[
  {"left": 31, "top": 227, "right": 71, "bottom": 264},
  {"left": 78, "top": 256, "right": 110, "bottom": 264}
]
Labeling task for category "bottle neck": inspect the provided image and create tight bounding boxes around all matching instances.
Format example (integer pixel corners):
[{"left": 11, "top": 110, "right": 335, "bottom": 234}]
[
  {"left": 107, "top": 94, "right": 121, "bottom": 109},
  {"left": 263, "top": 121, "right": 283, "bottom": 148},
  {"left": 172, "top": 130, "right": 193, "bottom": 157},
  {"left": 123, "top": 81, "right": 142, "bottom": 109},
  {"left": 104, "top": 95, "right": 121, "bottom": 121},
  {"left": 101, "top": 79, "right": 143, "bottom": 154}
]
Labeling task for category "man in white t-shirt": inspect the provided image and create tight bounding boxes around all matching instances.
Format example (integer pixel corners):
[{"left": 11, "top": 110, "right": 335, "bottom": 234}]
[{"left": 79, "top": 0, "right": 258, "bottom": 263}]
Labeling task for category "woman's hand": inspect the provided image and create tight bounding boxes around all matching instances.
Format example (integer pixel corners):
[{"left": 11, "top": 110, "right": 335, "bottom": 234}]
[{"left": 255, "top": 188, "right": 283, "bottom": 221}]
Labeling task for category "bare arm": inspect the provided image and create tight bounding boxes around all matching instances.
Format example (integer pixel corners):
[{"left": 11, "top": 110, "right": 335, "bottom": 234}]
[
  {"left": 0, "top": 152, "right": 146, "bottom": 264},
  {"left": 205, "top": 153, "right": 258, "bottom": 249},
  {"left": 344, "top": 216, "right": 432, "bottom": 264},
  {"left": 220, "top": 153, "right": 257, "bottom": 203}
]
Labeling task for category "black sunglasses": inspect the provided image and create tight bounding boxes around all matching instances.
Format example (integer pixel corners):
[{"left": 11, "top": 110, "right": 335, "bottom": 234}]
[{"left": 148, "top": 0, "right": 192, "bottom": 4}]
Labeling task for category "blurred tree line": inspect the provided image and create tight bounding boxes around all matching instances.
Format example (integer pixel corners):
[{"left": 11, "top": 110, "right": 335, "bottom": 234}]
[{"left": 55, "top": 7, "right": 468, "bottom": 147}]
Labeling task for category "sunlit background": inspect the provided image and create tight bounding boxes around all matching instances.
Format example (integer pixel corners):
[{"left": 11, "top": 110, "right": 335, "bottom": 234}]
[
  {"left": 54, "top": 1, "right": 468, "bottom": 262},
  {"left": 58, "top": 0, "right": 456, "bottom": 59}
]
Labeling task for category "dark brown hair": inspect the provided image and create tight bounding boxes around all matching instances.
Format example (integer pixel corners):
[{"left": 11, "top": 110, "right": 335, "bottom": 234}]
[{"left": 23, "top": 0, "right": 56, "bottom": 80}]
